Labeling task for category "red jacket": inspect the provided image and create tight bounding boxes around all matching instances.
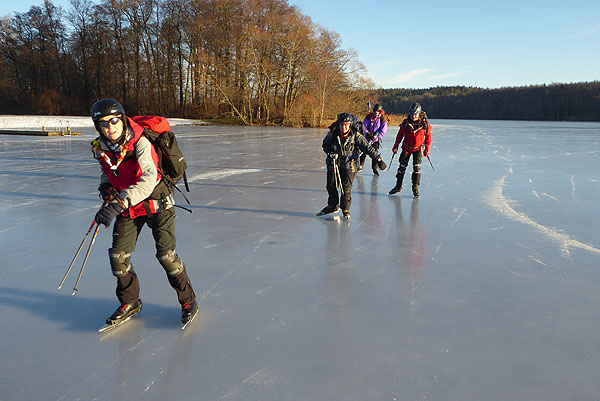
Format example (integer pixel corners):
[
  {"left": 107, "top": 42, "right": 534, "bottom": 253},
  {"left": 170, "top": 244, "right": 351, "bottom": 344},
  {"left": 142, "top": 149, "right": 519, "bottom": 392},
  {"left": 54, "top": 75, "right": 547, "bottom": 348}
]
[
  {"left": 393, "top": 115, "right": 432, "bottom": 154},
  {"left": 92, "top": 117, "right": 162, "bottom": 219}
]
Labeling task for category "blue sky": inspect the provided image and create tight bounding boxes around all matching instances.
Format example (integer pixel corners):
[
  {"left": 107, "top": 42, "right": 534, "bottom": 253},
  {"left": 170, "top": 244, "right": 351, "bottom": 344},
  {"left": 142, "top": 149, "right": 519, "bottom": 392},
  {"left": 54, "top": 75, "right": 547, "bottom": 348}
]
[
  {"left": 289, "top": 0, "right": 600, "bottom": 89},
  {"left": 3, "top": 0, "right": 599, "bottom": 89}
]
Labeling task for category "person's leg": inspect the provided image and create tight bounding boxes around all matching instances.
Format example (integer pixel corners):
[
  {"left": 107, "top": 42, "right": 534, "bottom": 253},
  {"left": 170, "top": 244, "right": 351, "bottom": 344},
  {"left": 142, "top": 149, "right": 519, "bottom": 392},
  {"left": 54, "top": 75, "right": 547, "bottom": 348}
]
[
  {"left": 110, "top": 215, "right": 144, "bottom": 304},
  {"left": 389, "top": 151, "right": 410, "bottom": 194},
  {"left": 339, "top": 168, "right": 356, "bottom": 217},
  {"left": 149, "top": 208, "right": 196, "bottom": 305},
  {"left": 370, "top": 142, "right": 381, "bottom": 174},
  {"left": 325, "top": 161, "right": 340, "bottom": 208},
  {"left": 412, "top": 151, "right": 422, "bottom": 197}
]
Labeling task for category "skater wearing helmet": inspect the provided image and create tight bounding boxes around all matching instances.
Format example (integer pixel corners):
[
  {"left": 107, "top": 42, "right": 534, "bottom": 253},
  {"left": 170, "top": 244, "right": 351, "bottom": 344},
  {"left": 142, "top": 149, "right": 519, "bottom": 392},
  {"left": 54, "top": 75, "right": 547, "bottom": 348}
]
[
  {"left": 90, "top": 98, "right": 198, "bottom": 330},
  {"left": 360, "top": 103, "right": 388, "bottom": 175},
  {"left": 388, "top": 102, "right": 432, "bottom": 198},
  {"left": 318, "top": 112, "right": 387, "bottom": 219}
]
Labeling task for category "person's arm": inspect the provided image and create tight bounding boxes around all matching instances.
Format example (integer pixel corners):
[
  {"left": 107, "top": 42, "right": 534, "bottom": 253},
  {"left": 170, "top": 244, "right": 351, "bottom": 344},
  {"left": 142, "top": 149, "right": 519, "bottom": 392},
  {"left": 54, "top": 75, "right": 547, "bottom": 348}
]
[
  {"left": 322, "top": 131, "right": 335, "bottom": 154},
  {"left": 423, "top": 123, "right": 432, "bottom": 156},
  {"left": 373, "top": 118, "right": 387, "bottom": 142},
  {"left": 392, "top": 126, "right": 405, "bottom": 153},
  {"left": 119, "top": 136, "right": 159, "bottom": 207},
  {"left": 356, "top": 134, "right": 387, "bottom": 170}
]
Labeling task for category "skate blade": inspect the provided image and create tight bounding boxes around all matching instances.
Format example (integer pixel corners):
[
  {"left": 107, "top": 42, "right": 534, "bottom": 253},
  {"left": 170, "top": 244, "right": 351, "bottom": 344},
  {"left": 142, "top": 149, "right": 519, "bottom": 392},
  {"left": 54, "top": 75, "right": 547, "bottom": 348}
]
[
  {"left": 316, "top": 214, "right": 341, "bottom": 221},
  {"left": 98, "top": 316, "right": 133, "bottom": 332},
  {"left": 98, "top": 314, "right": 136, "bottom": 333},
  {"left": 181, "top": 308, "right": 199, "bottom": 330}
]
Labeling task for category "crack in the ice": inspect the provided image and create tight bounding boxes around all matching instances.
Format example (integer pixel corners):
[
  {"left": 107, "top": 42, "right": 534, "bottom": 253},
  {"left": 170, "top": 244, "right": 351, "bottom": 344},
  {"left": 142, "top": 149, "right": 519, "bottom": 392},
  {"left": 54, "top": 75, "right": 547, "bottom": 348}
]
[{"left": 485, "top": 175, "right": 600, "bottom": 255}]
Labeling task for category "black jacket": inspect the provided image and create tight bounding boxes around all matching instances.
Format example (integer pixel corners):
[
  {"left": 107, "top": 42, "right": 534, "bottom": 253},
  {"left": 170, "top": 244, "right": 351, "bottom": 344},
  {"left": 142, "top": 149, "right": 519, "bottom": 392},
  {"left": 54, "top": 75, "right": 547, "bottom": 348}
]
[{"left": 322, "top": 125, "right": 380, "bottom": 173}]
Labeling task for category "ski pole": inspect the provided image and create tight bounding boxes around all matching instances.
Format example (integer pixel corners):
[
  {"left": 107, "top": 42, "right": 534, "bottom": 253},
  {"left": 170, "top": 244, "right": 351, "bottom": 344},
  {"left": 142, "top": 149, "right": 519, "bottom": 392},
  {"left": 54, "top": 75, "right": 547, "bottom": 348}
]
[
  {"left": 336, "top": 164, "right": 344, "bottom": 196},
  {"left": 332, "top": 159, "right": 338, "bottom": 190},
  {"left": 332, "top": 157, "right": 343, "bottom": 195},
  {"left": 427, "top": 155, "right": 435, "bottom": 171},
  {"left": 72, "top": 223, "right": 101, "bottom": 296},
  {"left": 388, "top": 153, "right": 396, "bottom": 172},
  {"left": 58, "top": 220, "right": 97, "bottom": 290},
  {"left": 334, "top": 137, "right": 345, "bottom": 196}
]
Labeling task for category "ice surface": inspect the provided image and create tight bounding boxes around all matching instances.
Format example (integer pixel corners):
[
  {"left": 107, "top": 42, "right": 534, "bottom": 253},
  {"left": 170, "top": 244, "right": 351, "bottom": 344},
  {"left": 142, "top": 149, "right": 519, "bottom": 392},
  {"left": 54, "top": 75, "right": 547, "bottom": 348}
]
[{"left": 1, "top": 119, "right": 599, "bottom": 401}]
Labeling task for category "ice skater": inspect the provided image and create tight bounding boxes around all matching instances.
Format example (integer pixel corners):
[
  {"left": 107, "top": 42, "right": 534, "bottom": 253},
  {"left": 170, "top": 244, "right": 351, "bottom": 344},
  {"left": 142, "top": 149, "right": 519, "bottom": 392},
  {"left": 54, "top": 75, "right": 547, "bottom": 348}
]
[
  {"left": 317, "top": 112, "right": 387, "bottom": 219},
  {"left": 388, "top": 102, "right": 432, "bottom": 198},
  {"left": 90, "top": 98, "right": 198, "bottom": 330},
  {"left": 359, "top": 103, "right": 388, "bottom": 175}
]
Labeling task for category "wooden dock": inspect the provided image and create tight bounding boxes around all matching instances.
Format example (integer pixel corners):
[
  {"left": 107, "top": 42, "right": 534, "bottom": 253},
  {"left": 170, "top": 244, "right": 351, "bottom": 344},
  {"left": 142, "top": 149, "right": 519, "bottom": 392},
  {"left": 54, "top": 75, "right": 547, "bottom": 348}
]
[{"left": 0, "top": 128, "right": 81, "bottom": 136}]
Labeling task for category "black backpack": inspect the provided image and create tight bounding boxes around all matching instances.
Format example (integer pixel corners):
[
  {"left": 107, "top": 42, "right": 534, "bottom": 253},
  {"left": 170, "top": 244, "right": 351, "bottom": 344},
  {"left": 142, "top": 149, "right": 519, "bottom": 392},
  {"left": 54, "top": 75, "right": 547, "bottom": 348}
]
[{"left": 132, "top": 116, "right": 190, "bottom": 204}]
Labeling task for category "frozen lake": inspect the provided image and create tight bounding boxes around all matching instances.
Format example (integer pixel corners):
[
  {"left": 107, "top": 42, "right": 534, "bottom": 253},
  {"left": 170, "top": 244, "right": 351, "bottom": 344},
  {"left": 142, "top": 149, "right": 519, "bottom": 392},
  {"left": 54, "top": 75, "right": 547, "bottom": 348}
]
[{"left": 1, "top": 119, "right": 599, "bottom": 401}]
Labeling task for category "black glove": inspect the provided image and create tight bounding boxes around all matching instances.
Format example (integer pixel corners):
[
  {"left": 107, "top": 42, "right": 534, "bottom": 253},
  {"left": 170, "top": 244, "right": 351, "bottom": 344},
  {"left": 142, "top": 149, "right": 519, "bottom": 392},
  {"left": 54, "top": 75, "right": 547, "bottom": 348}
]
[
  {"left": 95, "top": 199, "right": 126, "bottom": 227},
  {"left": 367, "top": 132, "right": 375, "bottom": 141},
  {"left": 98, "top": 183, "right": 118, "bottom": 201},
  {"left": 376, "top": 157, "right": 387, "bottom": 171}
]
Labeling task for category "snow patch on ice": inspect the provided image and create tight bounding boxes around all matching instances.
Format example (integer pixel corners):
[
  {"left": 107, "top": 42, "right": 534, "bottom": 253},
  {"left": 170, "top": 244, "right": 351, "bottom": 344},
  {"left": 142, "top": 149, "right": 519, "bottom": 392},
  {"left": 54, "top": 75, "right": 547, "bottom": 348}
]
[
  {"left": 485, "top": 175, "right": 600, "bottom": 255},
  {"left": 0, "top": 115, "right": 204, "bottom": 129},
  {"left": 188, "top": 168, "right": 262, "bottom": 181},
  {"left": 0, "top": 115, "right": 92, "bottom": 129},
  {"left": 541, "top": 192, "right": 558, "bottom": 201},
  {"left": 528, "top": 255, "right": 548, "bottom": 266}
]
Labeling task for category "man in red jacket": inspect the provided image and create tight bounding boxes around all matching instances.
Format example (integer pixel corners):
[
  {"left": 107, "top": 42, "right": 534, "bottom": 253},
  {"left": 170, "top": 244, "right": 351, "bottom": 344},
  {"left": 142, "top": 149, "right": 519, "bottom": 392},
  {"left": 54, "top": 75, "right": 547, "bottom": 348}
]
[
  {"left": 91, "top": 98, "right": 198, "bottom": 328},
  {"left": 388, "top": 102, "right": 432, "bottom": 197}
]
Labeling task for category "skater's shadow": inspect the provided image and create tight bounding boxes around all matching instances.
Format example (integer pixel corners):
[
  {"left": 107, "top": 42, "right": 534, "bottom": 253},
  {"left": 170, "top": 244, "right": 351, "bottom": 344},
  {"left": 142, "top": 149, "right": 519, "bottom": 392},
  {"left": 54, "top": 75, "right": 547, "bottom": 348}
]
[{"left": 0, "top": 287, "right": 181, "bottom": 333}]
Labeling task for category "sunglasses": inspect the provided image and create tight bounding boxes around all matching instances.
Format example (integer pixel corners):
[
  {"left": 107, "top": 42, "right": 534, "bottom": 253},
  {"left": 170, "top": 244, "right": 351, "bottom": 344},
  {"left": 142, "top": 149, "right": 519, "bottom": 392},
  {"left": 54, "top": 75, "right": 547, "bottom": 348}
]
[{"left": 98, "top": 116, "right": 122, "bottom": 129}]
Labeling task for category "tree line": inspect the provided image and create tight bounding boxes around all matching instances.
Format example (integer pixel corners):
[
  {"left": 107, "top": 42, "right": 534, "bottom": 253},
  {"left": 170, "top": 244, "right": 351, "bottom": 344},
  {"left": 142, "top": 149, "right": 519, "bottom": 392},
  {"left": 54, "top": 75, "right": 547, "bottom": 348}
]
[
  {"left": 0, "top": 0, "right": 374, "bottom": 126},
  {"left": 378, "top": 82, "right": 600, "bottom": 122},
  {"left": 2, "top": 0, "right": 598, "bottom": 125}
]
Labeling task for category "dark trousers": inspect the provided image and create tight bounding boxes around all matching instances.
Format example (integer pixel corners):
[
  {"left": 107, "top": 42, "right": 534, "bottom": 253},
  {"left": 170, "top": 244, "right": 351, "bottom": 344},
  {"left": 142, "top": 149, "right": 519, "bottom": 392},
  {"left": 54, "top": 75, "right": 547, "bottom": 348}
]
[
  {"left": 326, "top": 161, "right": 355, "bottom": 212},
  {"left": 110, "top": 208, "right": 195, "bottom": 305},
  {"left": 396, "top": 150, "right": 422, "bottom": 186}
]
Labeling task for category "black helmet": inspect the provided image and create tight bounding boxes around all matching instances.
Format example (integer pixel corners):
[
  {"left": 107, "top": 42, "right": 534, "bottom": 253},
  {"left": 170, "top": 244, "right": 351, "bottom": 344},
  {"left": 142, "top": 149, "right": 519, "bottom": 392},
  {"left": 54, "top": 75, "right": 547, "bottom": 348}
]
[
  {"left": 91, "top": 98, "right": 127, "bottom": 132},
  {"left": 373, "top": 103, "right": 382, "bottom": 112},
  {"left": 336, "top": 112, "right": 353, "bottom": 123},
  {"left": 91, "top": 98, "right": 125, "bottom": 121},
  {"left": 409, "top": 102, "right": 422, "bottom": 116}
]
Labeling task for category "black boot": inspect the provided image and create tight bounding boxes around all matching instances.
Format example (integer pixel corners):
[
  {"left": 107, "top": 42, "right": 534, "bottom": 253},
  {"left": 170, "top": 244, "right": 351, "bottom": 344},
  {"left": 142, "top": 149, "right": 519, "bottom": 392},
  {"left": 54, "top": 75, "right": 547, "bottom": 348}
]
[
  {"left": 106, "top": 298, "right": 142, "bottom": 325},
  {"left": 388, "top": 173, "right": 404, "bottom": 195},
  {"left": 316, "top": 204, "right": 340, "bottom": 216},
  {"left": 181, "top": 300, "right": 199, "bottom": 324},
  {"left": 412, "top": 172, "right": 421, "bottom": 198},
  {"left": 412, "top": 185, "right": 419, "bottom": 198}
]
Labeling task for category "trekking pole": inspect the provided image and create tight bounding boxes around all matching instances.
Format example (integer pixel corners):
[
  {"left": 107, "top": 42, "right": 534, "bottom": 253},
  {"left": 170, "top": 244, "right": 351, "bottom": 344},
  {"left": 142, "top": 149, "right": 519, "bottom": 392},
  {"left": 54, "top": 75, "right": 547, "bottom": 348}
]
[
  {"left": 336, "top": 164, "right": 344, "bottom": 196},
  {"left": 426, "top": 155, "right": 435, "bottom": 171},
  {"left": 72, "top": 223, "right": 101, "bottom": 296},
  {"left": 58, "top": 220, "right": 97, "bottom": 290},
  {"left": 388, "top": 153, "right": 396, "bottom": 172},
  {"left": 174, "top": 204, "right": 193, "bottom": 213},
  {"left": 334, "top": 137, "right": 345, "bottom": 196},
  {"left": 333, "top": 157, "right": 344, "bottom": 196}
]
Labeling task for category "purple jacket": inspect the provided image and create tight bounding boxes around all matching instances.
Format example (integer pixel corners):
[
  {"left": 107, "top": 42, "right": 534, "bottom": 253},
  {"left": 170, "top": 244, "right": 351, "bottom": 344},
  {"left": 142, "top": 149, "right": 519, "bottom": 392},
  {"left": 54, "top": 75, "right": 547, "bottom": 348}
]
[{"left": 362, "top": 113, "right": 388, "bottom": 144}]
